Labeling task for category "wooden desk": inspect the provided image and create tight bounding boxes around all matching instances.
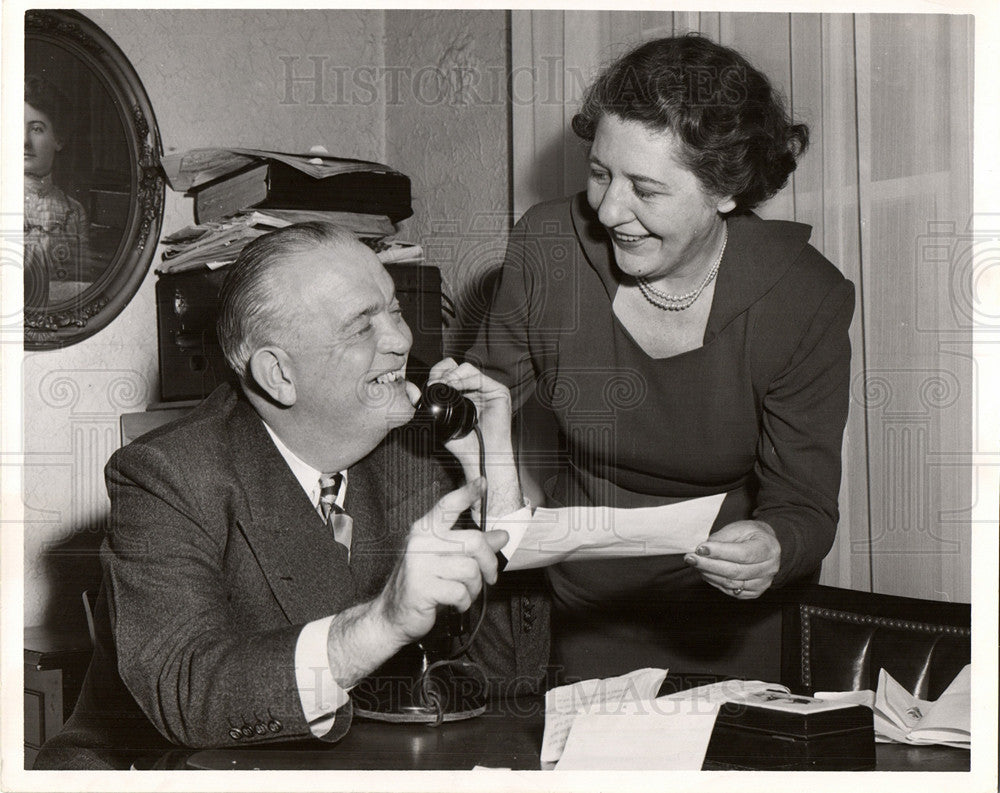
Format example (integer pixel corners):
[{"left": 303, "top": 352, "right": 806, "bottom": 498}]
[{"left": 163, "top": 701, "right": 968, "bottom": 772}]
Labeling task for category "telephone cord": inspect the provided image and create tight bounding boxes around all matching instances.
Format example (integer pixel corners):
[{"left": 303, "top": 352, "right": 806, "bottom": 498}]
[{"left": 418, "top": 422, "right": 490, "bottom": 725}]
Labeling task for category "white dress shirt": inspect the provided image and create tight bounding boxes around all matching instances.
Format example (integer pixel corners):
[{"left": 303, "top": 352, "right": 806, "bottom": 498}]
[
  {"left": 261, "top": 423, "right": 535, "bottom": 737},
  {"left": 262, "top": 422, "right": 349, "bottom": 738}
]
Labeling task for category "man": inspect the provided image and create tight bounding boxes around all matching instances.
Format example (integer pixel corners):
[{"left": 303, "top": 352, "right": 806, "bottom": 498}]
[{"left": 34, "top": 223, "right": 548, "bottom": 769}]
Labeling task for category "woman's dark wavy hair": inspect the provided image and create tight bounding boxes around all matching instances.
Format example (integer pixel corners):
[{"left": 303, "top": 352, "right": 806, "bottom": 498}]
[
  {"left": 25, "top": 74, "right": 74, "bottom": 143},
  {"left": 572, "top": 34, "right": 808, "bottom": 211}
]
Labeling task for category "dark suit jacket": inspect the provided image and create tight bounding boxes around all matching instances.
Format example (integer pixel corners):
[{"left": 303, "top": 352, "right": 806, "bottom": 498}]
[{"left": 34, "top": 384, "right": 549, "bottom": 769}]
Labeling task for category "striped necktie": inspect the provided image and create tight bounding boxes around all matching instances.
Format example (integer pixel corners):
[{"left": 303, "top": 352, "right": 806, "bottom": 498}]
[{"left": 318, "top": 472, "right": 352, "bottom": 560}]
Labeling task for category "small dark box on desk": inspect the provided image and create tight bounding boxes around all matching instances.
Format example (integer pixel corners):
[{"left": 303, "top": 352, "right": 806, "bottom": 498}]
[
  {"left": 658, "top": 674, "right": 875, "bottom": 771},
  {"left": 156, "top": 263, "right": 443, "bottom": 402},
  {"left": 704, "top": 699, "right": 875, "bottom": 771}
]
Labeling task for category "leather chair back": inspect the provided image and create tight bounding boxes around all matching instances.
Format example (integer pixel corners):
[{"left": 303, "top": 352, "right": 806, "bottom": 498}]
[{"left": 781, "top": 584, "right": 970, "bottom": 699}]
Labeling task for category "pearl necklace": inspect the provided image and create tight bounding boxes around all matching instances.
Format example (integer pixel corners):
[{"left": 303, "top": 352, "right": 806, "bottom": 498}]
[{"left": 635, "top": 223, "right": 728, "bottom": 311}]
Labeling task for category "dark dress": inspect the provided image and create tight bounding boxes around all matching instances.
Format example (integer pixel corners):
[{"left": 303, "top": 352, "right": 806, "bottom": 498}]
[{"left": 468, "top": 193, "right": 854, "bottom": 681}]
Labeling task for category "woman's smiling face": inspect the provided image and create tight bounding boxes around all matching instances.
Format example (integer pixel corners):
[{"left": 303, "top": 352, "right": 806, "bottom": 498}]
[{"left": 586, "top": 114, "right": 735, "bottom": 283}]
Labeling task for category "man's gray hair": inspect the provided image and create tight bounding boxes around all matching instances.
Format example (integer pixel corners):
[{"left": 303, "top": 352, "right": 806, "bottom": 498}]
[{"left": 217, "top": 221, "right": 368, "bottom": 381}]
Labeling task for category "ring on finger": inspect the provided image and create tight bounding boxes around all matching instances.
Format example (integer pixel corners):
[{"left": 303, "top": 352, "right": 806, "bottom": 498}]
[{"left": 731, "top": 582, "right": 745, "bottom": 596}]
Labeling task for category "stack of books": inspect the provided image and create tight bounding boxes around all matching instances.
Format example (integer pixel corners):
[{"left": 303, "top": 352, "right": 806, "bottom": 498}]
[
  {"left": 161, "top": 147, "right": 413, "bottom": 224},
  {"left": 157, "top": 148, "right": 422, "bottom": 274}
]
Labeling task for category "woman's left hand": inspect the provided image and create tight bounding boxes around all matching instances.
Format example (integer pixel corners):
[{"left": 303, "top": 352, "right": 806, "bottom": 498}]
[
  {"left": 683, "top": 520, "right": 781, "bottom": 599},
  {"left": 426, "top": 358, "right": 514, "bottom": 468}
]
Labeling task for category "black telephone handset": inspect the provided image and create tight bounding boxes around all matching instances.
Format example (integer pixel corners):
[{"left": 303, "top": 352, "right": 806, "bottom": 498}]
[
  {"left": 415, "top": 382, "right": 483, "bottom": 640},
  {"left": 355, "top": 382, "right": 489, "bottom": 724},
  {"left": 415, "top": 382, "right": 478, "bottom": 442}
]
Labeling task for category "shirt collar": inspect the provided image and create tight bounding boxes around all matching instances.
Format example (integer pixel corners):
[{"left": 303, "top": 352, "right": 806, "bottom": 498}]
[
  {"left": 261, "top": 421, "right": 348, "bottom": 508},
  {"left": 24, "top": 173, "right": 54, "bottom": 197}
]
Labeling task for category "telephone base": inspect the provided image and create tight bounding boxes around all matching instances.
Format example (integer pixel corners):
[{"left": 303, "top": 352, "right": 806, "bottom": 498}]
[
  {"left": 352, "top": 643, "right": 489, "bottom": 724},
  {"left": 354, "top": 703, "right": 486, "bottom": 724}
]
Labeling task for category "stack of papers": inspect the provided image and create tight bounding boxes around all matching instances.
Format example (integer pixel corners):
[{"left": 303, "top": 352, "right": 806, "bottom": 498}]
[
  {"left": 157, "top": 210, "right": 417, "bottom": 275},
  {"left": 541, "top": 668, "right": 670, "bottom": 767},
  {"left": 874, "top": 666, "right": 970, "bottom": 748}
]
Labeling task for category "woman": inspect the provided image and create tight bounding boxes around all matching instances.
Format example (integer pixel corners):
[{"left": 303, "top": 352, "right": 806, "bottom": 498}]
[
  {"left": 25, "top": 74, "right": 89, "bottom": 307},
  {"left": 469, "top": 35, "right": 854, "bottom": 680}
]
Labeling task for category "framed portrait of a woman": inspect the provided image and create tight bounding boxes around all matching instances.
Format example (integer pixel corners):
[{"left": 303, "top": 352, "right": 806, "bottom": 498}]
[{"left": 24, "top": 10, "right": 164, "bottom": 349}]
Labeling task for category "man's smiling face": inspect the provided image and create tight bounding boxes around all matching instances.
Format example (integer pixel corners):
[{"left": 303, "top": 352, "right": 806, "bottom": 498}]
[{"left": 274, "top": 242, "right": 416, "bottom": 467}]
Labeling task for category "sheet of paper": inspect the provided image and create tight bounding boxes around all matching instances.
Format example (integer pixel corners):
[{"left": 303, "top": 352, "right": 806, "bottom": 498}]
[
  {"left": 554, "top": 699, "right": 720, "bottom": 771},
  {"left": 540, "top": 667, "right": 668, "bottom": 764},
  {"left": 499, "top": 493, "right": 724, "bottom": 571},
  {"left": 912, "top": 664, "right": 970, "bottom": 741},
  {"left": 660, "top": 679, "right": 789, "bottom": 705},
  {"left": 815, "top": 689, "right": 876, "bottom": 709}
]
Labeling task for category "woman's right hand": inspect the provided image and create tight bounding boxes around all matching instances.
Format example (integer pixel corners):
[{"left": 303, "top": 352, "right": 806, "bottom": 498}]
[{"left": 683, "top": 520, "right": 781, "bottom": 599}]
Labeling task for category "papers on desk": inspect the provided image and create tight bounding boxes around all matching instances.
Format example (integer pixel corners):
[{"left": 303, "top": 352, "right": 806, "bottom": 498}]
[
  {"left": 541, "top": 668, "right": 669, "bottom": 765},
  {"left": 499, "top": 493, "right": 724, "bottom": 571},
  {"left": 542, "top": 672, "right": 805, "bottom": 770},
  {"left": 816, "top": 664, "right": 970, "bottom": 749},
  {"left": 556, "top": 701, "right": 720, "bottom": 771},
  {"left": 874, "top": 665, "right": 970, "bottom": 748}
]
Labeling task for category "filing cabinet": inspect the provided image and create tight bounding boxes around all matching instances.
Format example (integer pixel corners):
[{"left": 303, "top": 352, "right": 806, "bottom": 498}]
[{"left": 24, "top": 626, "right": 92, "bottom": 769}]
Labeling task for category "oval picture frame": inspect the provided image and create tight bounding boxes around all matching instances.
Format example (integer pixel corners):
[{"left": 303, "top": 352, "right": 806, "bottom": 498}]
[{"left": 24, "top": 10, "right": 164, "bottom": 350}]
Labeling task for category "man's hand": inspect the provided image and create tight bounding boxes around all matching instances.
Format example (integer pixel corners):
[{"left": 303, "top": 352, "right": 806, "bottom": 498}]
[
  {"left": 683, "top": 520, "right": 781, "bottom": 599},
  {"left": 378, "top": 478, "right": 509, "bottom": 645}
]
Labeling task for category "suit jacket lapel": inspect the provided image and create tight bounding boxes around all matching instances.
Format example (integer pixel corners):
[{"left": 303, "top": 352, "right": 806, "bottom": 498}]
[
  {"left": 224, "top": 401, "right": 461, "bottom": 624},
  {"left": 225, "top": 398, "right": 357, "bottom": 624},
  {"left": 346, "top": 428, "right": 439, "bottom": 600},
  {"left": 346, "top": 427, "right": 459, "bottom": 600}
]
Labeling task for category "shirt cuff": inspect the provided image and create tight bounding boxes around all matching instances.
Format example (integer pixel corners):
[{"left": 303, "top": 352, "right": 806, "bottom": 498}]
[
  {"left": 489, "top": 505, "right": 534, "bottom": 565},
  {"left": 295, "top": 615, "right": 351, "bottom": 738}
]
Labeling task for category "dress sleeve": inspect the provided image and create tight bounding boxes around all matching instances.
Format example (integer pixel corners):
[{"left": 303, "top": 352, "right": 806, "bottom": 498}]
[{"left": 753, "top": 278, "right": 855, "bottom": 586}]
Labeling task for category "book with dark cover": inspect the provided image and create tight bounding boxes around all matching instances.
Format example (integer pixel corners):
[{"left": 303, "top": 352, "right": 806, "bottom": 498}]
[{"left": 191, "top": 161, "right": 413, "bottom": 225}]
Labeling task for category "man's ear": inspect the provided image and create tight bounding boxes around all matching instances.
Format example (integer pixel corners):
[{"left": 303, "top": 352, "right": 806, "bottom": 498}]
[{"left": 248, "top": 346, "right": 296, "bottom": 406}]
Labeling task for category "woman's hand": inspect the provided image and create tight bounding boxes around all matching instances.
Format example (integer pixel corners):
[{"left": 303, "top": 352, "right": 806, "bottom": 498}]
[
  {"left": 426, "top": 358, "right": 513, "bottom": 461},
  {"left": 683, "top": 520, "right": 781, "bottom": 599},
  {"left": 425, "top": 359, "right": 523, "bottom": 517}
]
